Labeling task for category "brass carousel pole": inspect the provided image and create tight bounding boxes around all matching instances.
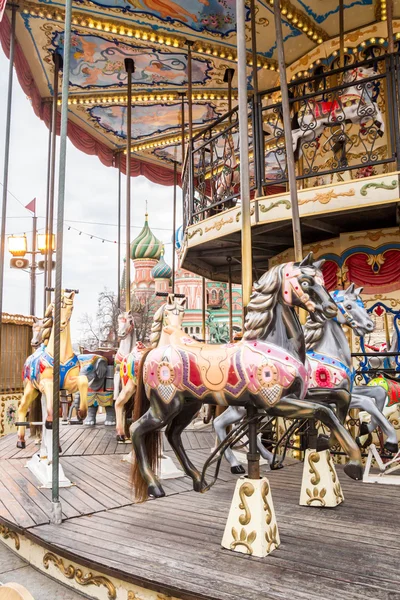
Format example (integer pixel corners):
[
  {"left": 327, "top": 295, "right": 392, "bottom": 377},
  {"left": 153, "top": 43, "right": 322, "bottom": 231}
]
[
  {"left": 0, "top": 4, "right": 16, "bottom": 360},
  {"left": 172, "top": 160, "right": 177, "bottom": 296},
  {"left": 224, "top": 67, "right": 235, "bottom": 115},
  {"left": 179, "top": 92, "right": 185, "bottom": 163},
  {"left": 387, "top": 0, "right": 394, "bottom": 54},
  {"left": 250, "top": 0, "right": 263, "bottom": 202},
  {"left": 46, "top": 52, "right": 62, "bottom": 309},
  {"left": 124, "top": 59, "right": 135, "bottom": 312},
  {"left": 273, "top": 0, "right": 303, "bottom": 262},
  {"left": 186, "top": 41, "right": 194, "bottom": 141},
  {"left": 51, "top": 0, "right": 73, "bottom": 525},
  {"left": 237, "top": 0, "right": 257, "bottom": 478},
  {"left": 227, "top": 257, "right": 233, "bottom": 342},
  {"left": 202, "top": 277, "right": 207, "bottom": 341},
  {"left": 339, "top": 0, "right": 345, "bottom": 68},
  {"left": 117, "top": 153, "right": 122, "bottom": 309}
]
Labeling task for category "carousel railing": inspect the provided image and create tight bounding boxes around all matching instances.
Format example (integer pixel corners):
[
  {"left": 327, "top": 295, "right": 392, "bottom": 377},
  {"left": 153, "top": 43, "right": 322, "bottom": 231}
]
[{"left": 183, "top": 52, "right": 400, "bottom": 227}]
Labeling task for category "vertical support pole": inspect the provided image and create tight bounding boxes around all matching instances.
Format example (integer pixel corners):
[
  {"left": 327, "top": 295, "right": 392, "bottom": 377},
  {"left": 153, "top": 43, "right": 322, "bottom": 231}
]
[
  {"left": 227, "top": 257, "right": 233, "bottom": 342},
  {"left": 273, "top": 0, "right": 303, "bottom": 262},
  {"left": 117, "top": 153, "right": 121, "bottom": 309},
  {"left": 179, "top": 92, "right": 185, "bottom": 163},
  {"left": 202, "top": 277, "right": 206, "bottom": 341},
  {"left": 124, "top": 59, "right": 135, "bottom": 312},
  {"left": 0, "top": 4, "right": 16, "bottom": 359},
  {"left": 250, "top": 0, "right": 263, "bottom": 201},
  {"left": 30, "top": 214, "right": 37, "bottom": 316},
  {"left": 47, "top": 52, "right": 61, "bottom": 309},
  {"left": 224, "top": 68, "right": 235, "bottom": 116},
  {"left": 339, "top": 0, "right": 345, "bottom": 68},
  {"left": 236, "top": 0, "right": 253, "bottom": 308},
  {"left": 387, "top": 0, "right": 394, "bottom": 54},
  {"left": 172, "top": 161, "right": 177, "bottom": 296},
  {"left": 51, "top": 0, "right": 73, "bottom": 525},
  {"left": 186, "top": 41, "right": 194, "bottom": 142},
  {"left": 43, "top": 121, "right": 52, "bottom": 313}
]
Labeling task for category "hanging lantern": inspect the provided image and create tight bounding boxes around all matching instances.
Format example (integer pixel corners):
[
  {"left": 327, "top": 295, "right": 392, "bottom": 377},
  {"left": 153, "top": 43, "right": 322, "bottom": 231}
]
[
  {"left": 8, "top": 234, "right": 28, "bottom": 257},
  {"left": 37, "top": 233, "right": 55, "bottom": 254}
]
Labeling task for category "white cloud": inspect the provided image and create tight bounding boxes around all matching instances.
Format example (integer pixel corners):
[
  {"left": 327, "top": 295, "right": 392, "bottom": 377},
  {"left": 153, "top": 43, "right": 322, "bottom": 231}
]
[{"left": 0, "top": 51, "right": 182, "bottom": 341}]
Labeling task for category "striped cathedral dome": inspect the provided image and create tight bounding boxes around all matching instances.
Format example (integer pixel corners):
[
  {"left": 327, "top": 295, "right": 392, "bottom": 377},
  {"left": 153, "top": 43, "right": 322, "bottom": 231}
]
[
  {"left": 151, "top": 249, "right": 172, "bottom": 280},
  {"left": 130, "top": 213, "right": 163, "bottom": 260}
]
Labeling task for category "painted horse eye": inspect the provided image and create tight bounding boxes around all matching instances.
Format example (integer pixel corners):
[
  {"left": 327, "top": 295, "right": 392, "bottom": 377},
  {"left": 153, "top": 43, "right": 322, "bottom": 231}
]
[
  {"left": 301, "top": 281, "right": 309, "bottom": 287},
  {"left": 346, "top": 304, "right": 352, "bottom": 310}
]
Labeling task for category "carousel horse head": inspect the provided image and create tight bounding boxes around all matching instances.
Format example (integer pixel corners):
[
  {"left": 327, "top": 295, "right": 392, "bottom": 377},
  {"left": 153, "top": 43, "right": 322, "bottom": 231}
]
[
  {"left": 31, "top": 317, "right": 44, "bottom": 348},
  {"left": 343, "top": 65, "right": 377, "bottom": 84},
  {"left": 117, "top": 310, "right": 135, "bottom": 339},
  {"left": 149, "top": 295, "right": 186, "bottom": 348},
  {"left": 331, "top": 284, "right": 374, "bottom": 337},
  {"left": 59, "top": 290, "right": 75, "bottom": 331}
]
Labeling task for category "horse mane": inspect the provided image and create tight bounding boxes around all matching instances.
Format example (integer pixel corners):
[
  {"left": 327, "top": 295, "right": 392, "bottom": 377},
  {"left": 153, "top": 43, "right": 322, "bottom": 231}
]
[
  {"left": 244, "top": 264, "right": 284, "bottom": 340},
  {"left": 303, "top": 316, "right": 325, "bottom": 350},
  {"left": 149, "top": 303, "right": 165, "bottom": 348},
  {"left": 41, "top": 303, "right": 53, "bottom": 346}
]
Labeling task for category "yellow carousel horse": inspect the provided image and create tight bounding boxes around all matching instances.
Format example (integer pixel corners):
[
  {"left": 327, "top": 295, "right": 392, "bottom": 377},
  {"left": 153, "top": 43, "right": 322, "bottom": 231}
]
[{"left": 17, "top": 291, "right": 88, "bottom": 449}]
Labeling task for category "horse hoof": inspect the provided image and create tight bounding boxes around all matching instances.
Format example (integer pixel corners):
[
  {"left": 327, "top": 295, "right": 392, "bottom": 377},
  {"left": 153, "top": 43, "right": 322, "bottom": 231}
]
[
  {"left": 116, "top": 435, "right": 126, "bottom": 443},
  {"left": 16, "top": 441, "right": 25, "bottom": 449},
  {"left": 45, "top": 420, "right": 53, "bottom": 430},
  {"left": 344, "top": 461, "right": 363, "bottom": 481},
  {"left": 104, "top": 420, "right": 116, "bottom": 427},
  {"left": 84, "top": 420, "right": 96, "bottom": 427},
  {"left": 384, "top": 441, "right": 399, "bottom": 455},
  {"left": 148, "top": 484, "right": 165, "bottom": 499},
  {"left": 316, "top": 434, "right": 330, "bottom": 452},
  {"left": 231, "top": 465, "right": 246, "bottom": 475}
]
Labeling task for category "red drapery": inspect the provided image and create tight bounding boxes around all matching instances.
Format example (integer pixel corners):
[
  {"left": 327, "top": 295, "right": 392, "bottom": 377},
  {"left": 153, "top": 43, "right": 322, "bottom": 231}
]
[
  {"left": 322, "top": 260, "right": 339, "bottom": 291},
  {"left": 345, "top": 250, "right": 400, "bottom": 293}
]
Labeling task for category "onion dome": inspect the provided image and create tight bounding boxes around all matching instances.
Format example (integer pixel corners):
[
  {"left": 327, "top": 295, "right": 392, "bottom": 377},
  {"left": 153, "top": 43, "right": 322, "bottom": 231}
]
[
  {"left": 151, "top": 248, "right": 172, "bottom": 280},
  {"left": 131, "top": 213, "right": 163, "bottom": 260}
]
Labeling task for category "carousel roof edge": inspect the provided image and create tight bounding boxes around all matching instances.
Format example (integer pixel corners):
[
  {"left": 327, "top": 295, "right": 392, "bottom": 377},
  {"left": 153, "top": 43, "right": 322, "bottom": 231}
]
[
  {"left": 0, "top": 13, "right": 180, "bottom": 187},
  {"left": 1, "top": 312, "right": 34, "bottom": 325}
]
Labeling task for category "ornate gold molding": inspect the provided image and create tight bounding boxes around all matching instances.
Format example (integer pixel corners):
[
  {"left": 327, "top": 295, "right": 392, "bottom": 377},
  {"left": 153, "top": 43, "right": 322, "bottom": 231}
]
[
  {"left": 230, "top": 527, "right": 256, "bottom": 555},
  {"left": 205, "top": 217, "right": 233, "bottom": 233},
  {"left": 238, "top": 482, "right": 254, "bottom": 526},
  {"left": 308, "top": 451, "right": 321, "bottom": 485},
  {"left": 186, "top": 227, "right": 203, "bottom": 240},
  {"left": 43, "top": 553, "right": 117, "bottom": 600},
  {"left": 0, "top": 524, "right": 20, "bottom": 550},
  {"left": 348, "top": 230, "right": 396, "bottom": 242},
  {"left": 305, "top": 486, "right": 327, "bottom": 506},
  {"left": 258, "top": 199, "right": 291, "bottom": 215},
  {"left": 1, "top": 313, "right": 33, "bottom": 326},
  {"left": 300, "top": 188, "right": 355, "bottom": 206},
  {"left": 360, "top": 180, "right": 398, "bottom": 196}
]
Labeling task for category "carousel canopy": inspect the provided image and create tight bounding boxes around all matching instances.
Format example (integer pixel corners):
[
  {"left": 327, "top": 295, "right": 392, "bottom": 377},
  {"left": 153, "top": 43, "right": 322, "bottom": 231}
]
[{"left": 1, "top": 0, "right": 399, "bottom": 184}]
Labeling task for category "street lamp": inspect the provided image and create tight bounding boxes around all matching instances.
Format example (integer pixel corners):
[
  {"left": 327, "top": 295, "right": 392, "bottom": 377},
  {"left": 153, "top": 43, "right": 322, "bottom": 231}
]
[{"left": 8, "top": 230, "right": 55, "bottom": 316}]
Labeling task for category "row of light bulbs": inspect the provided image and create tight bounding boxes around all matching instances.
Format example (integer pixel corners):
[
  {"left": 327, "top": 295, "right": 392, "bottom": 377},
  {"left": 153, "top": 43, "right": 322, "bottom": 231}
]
[
  {"left": 265, "top": 0, "right": 327, "bottom": 45},
  {"left": 57, "top": 92, "right": 238, "bottom": 107}
]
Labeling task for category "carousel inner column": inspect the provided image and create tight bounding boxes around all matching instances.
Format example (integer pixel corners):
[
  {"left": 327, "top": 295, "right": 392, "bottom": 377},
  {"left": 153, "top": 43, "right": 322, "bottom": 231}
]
[
  {"left": 51, "top": 0, "right": 74, "bottom": 524},
  {"left": 0, "top": 4, "right": 16, "bottom": 357},
  {"left": 124, "top": 59, "right": 135, "bottom": 311},
  {"left": 222, "top": 0, "right": 279, "bottom": 558},
  {"left": 117, "top": 152, "right": 122, "bottom": 309}
]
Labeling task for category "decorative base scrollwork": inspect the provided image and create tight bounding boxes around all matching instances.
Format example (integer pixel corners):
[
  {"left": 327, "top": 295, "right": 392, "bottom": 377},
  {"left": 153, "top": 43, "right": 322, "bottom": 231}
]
[
  {"left": 0, "top": 524, "right": 20, "bottom": 550},
  {"left": 43, "top": 552, "right": 117, "bottom": 599},
  {"left": 221, "top": 477, "right": 280, "bottom": 558},
  {"left": 300, "top": 449, "right": 344, "bottom": 508}
]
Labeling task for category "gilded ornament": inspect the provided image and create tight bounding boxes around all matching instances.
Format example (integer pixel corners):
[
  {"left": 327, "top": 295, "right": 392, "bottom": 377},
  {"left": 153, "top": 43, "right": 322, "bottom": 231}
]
[
  {"left": 205, "top": 217, "right": 233, "bottom": 233},
  {"left": 306, "top": 487, "right": 327, "bottom": 506},
  {"left": 235, "top": 207, "right": 255, "bottom": 222},
  {"left": 0, "top": 524, "right": 20, "bottom": 550},
  {"left": 366, "top": 253, "right": 386, "bottom": 273},
  {"left": 238, "top": 481, "right": 255, "bottom": 526},
  {"left": 258, "top": 199, "right": 291, "bottom": 214},
  {"left": 300, "top": 188, "right": 356, "bottom": 206},
  {"left": 186, "top": 228, "right": 203, "bottom": 240},
  {"left": 360, "top": 180, "right": 398, "bottom": 196},
  {"left": 265, "top": 524, "right": 279, "bottom": 554},
  {"left": 308, "top": 451, "right": 321, "bottom": 485},
  {"left": 230, "top": 527, "right": 256, "bottom": 555},
  {"left": 261, "top": 481, "right": 272, "bottom": 525},
  {"left": 326, "top": 451, "right": 337, "bottom": 484},
  {"left": 333, "top": 482, "right": 344, "bottom": 504},
  {"left": 43, "top": 553, "right": 117, "bottom": 600}
]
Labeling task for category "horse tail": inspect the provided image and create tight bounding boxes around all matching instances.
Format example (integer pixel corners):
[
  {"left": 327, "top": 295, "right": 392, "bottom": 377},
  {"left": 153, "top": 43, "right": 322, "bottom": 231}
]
[
  {"left": 29, "top": 395, "right": 41, "bottom": 438},
  {"left": 131, "top": 348, "right": 161, "bottom": 502}
]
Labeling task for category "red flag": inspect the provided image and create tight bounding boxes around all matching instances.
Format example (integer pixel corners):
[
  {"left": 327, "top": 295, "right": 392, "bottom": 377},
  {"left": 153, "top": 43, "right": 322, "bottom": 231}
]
[
  {"left": 0, "top": 0, "right": 7, "bottom": 23},
  {"left": 25, "top": 198, "right": 36, "bottom": 214}
]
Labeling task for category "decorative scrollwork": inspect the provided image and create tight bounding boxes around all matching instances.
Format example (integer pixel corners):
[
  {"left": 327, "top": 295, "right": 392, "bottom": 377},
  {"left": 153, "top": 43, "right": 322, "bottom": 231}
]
[
  {"left": 186, "top": 228, "right": 203, "bottom": 240},
  {"left": 326, "top": 451, "right": 337, "bottom": 484},
  {"left": 258, "top": 199, "right": 291, "bottom": 214},
  {"left": 0, "top": 524, "right": 20, "bottom": 550},
  {"left": 360, "top": 180, "right": 398, "bottom": 196},
  {"left": 230, "top": 527, "right": 256, "bottom": 555},
  {"left": 261, "top": 480, "right": 273, "bottom": 526},
  {"left": 306, "top": 487, "right": 327, "bottom": 506},
  {"left": 43, "top": 553, "right": 117, "bottom": 600},
  {"left": 238, "top": 482, "right": 255, "bottom": 526},
  {"left": 265, "top": 524, "right": 279, "bottom": 554},
  {"left": 308, "top": 451, "right": 321, "bottom": 485}
]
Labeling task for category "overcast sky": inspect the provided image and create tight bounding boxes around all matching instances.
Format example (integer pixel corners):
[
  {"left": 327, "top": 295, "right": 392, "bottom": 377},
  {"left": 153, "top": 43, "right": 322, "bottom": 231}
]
[{"left": 0, "top": 51, "right": 181, "bottom": 341}]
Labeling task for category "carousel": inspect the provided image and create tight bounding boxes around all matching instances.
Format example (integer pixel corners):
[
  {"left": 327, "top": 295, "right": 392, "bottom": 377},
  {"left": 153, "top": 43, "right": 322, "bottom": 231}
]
[{"left": 0, "top": 0, "right": 400, "bottom": 599}]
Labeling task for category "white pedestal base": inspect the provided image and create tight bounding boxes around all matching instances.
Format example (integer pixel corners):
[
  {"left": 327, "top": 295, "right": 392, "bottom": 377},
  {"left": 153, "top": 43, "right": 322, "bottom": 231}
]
[
  {"left": 221, "top": 477, "right": 280, "bottom": 557},
  {"left": 299, "top": 449, "right": 344, "bottom": 508},
  {"left": 363, "top": 444, "right": 400, "bottom": 485},
  {"left": 123, "top": 451, "right": 185, "bottom": 480},
  {"left": 26, "top": 453, "right": 72, "bottom": 489}
]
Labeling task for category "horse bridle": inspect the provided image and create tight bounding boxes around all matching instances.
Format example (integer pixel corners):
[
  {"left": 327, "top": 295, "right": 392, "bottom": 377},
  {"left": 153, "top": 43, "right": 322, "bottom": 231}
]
[
  {"left": 282, "top": 263, "right": 324, "bottom": 312},
  {"left": 331, "top": 289, "right": 365, "bottom": 329}
]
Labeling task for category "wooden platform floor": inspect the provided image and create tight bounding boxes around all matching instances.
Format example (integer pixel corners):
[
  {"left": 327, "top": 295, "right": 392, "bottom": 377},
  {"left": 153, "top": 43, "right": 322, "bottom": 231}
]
[{"left": 1, "top": 426, "right": 400, "bottom": 600}]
